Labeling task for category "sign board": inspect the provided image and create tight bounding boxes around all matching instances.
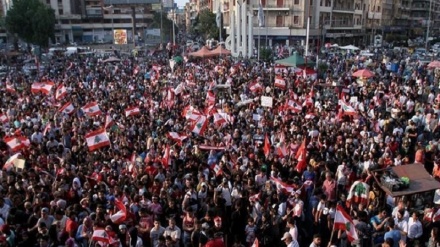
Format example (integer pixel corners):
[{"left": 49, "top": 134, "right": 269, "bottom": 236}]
[
  {"left": 114, "top": 29, "right": 127, "bottom": 45},
  {"left": 261, "top": 96, "right": 273, "bottom": 108},
  {"left": 152, "top": 3, "right": 161, "bottom": 10}
]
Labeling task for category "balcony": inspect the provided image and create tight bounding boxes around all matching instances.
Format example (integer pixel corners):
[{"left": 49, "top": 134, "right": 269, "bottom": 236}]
[
  {"left": 85, "top": 8, "right": 103, "bottom": 18},
  {"left": 251, "top": 3, "right": 293, "bottom": 10},
  {"left": 332, "top": 6, "right": 355, "bottom": 13}
]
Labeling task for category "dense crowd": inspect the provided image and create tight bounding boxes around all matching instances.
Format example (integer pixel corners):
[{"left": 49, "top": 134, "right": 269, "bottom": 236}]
[{"left": 0, "top": 44, "right": 439, "bottom": 247}]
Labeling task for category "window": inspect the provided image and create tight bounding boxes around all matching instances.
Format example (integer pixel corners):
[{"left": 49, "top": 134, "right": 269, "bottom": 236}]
[
  {"left": 59, "top": 9, "right": 63, "bottom": 15},
  {"left": 61, "top": 19, "right": 69, "bottom": 24},
  {"left": 294, "top": 0, "right": 299, "bottom": 5},
  {"left": 325, "top": 0, "right": 331, "bottom": 7},
  {"left": 294, "top": 15, "right": 299, "bottom": 24},
  {"left": 276, "top": 15, "right": 283, "bottom": 27},
  {"left": 377, "top": 6, "right": 380, "bottom": 12}
]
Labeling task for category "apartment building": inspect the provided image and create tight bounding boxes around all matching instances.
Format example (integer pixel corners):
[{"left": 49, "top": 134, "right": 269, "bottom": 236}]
[{"left": 218, "top": 0, "right": 367, "bottom": 49}]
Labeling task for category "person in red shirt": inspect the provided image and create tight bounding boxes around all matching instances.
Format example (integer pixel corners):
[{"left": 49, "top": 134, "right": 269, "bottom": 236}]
[{"left": 65, "top": 211, "right": 78, "bottom": 238}]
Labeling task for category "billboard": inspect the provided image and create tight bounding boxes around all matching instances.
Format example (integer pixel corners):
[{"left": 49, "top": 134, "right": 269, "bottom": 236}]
[{"left": 114, "top": 29, "right": 127, "bottom": 45}]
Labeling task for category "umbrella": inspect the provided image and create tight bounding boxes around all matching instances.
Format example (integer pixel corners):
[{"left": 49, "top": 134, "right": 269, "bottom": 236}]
[
  {"left": 173, "top": 56, "right": 183, "bottom": 64},
  {"left": 103, "top": 57, "right": 121, "bottom": 63},
  {"left": 275, "top": 52, "right": 315, "bottom": 67},
  {"left": 428, "top": 60, "right": 440, "bottom": 68},
  {"left": 352, "top": 69, "right": 374, "bottom": 78}
]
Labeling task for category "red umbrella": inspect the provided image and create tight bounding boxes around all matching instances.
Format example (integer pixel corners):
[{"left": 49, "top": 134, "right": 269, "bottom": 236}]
[{"left": 352, "top": 69, "right": 374, "bottom": 78}]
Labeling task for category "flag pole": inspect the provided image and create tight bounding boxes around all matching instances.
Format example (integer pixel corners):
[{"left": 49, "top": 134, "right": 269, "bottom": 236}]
[{"left": 258, "top": 27, "right": 260, "bottom": 61}]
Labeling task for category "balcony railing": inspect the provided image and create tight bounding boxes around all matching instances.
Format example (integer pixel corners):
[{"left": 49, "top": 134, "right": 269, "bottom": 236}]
[{"left": 333, "top": 6, "right": 354, "bottom": 12}]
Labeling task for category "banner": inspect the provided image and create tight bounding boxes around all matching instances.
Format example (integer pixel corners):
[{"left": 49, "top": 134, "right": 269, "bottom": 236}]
[
  {"left": 198, "top": 145, "right": 226, "bottom": 151},
  {"left": 114, "top": 29, "right": 127, "bottom": 45}
]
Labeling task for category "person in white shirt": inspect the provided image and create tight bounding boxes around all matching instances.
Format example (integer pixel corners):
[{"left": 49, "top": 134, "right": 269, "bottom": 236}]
[
  {"left": 163, "top": 218, "right": 181, "bottom": 247},
  {"left": 407, "top": 211, "right": 423, "bottom": 245},
  {"left": 394, "top": 209, "right": 408, "bottom": 243},
  {"left": 281, "top": 232, "right": 300, "bottom": 247}
]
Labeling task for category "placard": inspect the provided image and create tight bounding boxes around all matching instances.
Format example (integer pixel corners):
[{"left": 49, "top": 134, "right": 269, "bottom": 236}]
[{"left": 261, "top": 96, "right": 273, "bottom": 108}]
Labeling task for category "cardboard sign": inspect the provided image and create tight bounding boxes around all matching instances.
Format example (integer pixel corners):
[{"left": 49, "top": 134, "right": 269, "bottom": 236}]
[{"left": 261, "top": 96, "right": 273, "bottom": 108}]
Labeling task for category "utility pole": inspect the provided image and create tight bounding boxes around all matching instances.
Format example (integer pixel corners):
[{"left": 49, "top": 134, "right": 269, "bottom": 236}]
[{"left": 426, "top": 0, "right": 433, "bottom": 50}]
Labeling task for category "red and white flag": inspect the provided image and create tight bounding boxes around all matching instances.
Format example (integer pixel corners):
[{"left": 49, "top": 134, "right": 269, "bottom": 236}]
[
  {"left": 274, "top": 76, "right": 286, "bottom": 89},
  {"left": 0, "top": 114, "right": 8, "bottom": 123},
  {"left": 305, "top": 113, "right": 316, "bottom": 119},
  {"left": 276, "top": 144, "right": 289, "bottom": 158},
  {"left": 210, "top": 163, "right": 222, "bottom": 176},
  {"left": 249, "top": 81, "right": 263, "bottom": 93},
  {"left": 162, "top": 145, "right": 170, "bottom": 169},
  {"left": 191, "top": 115, "right": 208, "bottom": 136},
  {"left": 125, "top": 106, "right": 140, "bottom": 117},
  {"left": 206, "top": 91, "right": 216, "bottom": 105},
  {"left": 285, "top": 100, "right": 302, "bottom": 113},
  {"left": 339, "top": 100, "right": 357, "bottom": 116},
  {"left": 4, "top": 137, "right": 24, "bottom": 152},
  {"left": 166, "top": 132, "right": 188, "bottom": 145},
  {"left": 105, "top": 114, "right": 115, "bottom": 129},
  {"left": 6, "top": 84, "right": 16, "bottom": 93},
  {"left": 91, "top": 229, "right": 110, "bottom": 243},
  {"left": 271, "top": 176, "right": 295, "bottom": 194},
  {"left": 31, "top": 83, "right": 43, "bottom": 94},
  {"left": 433, "top": 208, "right": 440, "bottom": 222},
  {"left": 183, "top": 105, "right": 202, "bottom": 121},
  {"left": 295, "top": 139, "right": 307, "bottom": 173},
  {"left": 213, "top": 113, "right": 227, "bottom": 127},
  {"left": 81, "top": 102, "right": 102, "bottom": 116},
  {"left": 110, "top": 199, "right": 127, "bottom": 224},
  {"left": 85, "top": 128, "right": 111, "bottom": 151},
  {"left": 3, "top": 153, "right": 21, "bottom": 171},
  {"left": 40, "top": 81, "right": 55, "bottom": 95},
  {"left": 58, "top": 102, "right": 75, "bottom": 115},
  {"left": 334, "top": 205, "right": 359, "bottom": 242},
  {"left": 55, "top": 84, "right": 67, "bottom": 100},
  {"left": 43, "top": 123, "right": 51, "bottom": 136},
  {"left": 347, "top": 181, "right": 370, "bottom": 207}
]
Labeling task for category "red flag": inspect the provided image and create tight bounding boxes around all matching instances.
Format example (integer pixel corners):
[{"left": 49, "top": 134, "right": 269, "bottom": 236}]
[
  {"left": 162, "top": 145, "right": 170, "bottom": 169},
  {"left": 263, "top": 134, "right": 270, "bottom": 157},
  {"left": 295, "top": 139, "right": 307, "bottom": 172}
]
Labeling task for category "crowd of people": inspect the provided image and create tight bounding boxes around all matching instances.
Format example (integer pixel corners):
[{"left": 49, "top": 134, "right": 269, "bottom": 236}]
[{"left": 0, "top": 42, "right": 439, "bottom": 247}]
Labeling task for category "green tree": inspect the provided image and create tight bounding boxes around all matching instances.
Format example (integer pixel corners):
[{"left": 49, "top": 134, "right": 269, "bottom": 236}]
[
  {"left": 196, "top": 9, "right": 219, "bottom": 40},
  {"left": 150, "top": 11, "right": 178, "bottom": 43},
  {"left": 5, "top": 0, "right": 55, "bottom": 48}
]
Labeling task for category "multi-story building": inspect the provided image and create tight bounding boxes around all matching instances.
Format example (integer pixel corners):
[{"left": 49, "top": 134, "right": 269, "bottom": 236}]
[{"left": 221, "top": 0, "right": 366, "bottom": 49}]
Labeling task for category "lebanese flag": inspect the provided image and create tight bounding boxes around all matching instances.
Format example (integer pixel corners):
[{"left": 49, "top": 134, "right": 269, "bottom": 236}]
[
  {"left": 166, "top": 132, "right": 188, "bottom": 145},
  {"left": 3, "top": 153, "right": 21, "bottom": 171},
  {"left": 271, "top": 176, "right": 295, "bottom": 194},
  {"left": 4, "top": 137, "right": 24, "bottom": 152},
  {"left": 182, "top": 105, "right": 202, "bottom": 121},
  {"left": 191, "top": 115, "right": 208, "bottom": 136},
  {"left": 110, "top": 199, "right": 127, "bottom": 224},
  {"left": 105, "top": 114, "right": 115, "bottom": 129},
  {"left": 249, "top": 81, "right": 263, "bottom": 93},
  {"left": 274, "top": 76, "right": 286, "bottom": 89},
  {"left": 305, "top": 113, "right": 316, "bottom": 119},
  {"left": 339, "top": 100, "right": 357, "bottom": 116},
  {"left": 174, "top": 83, "right": 184, "bottom": 95},
  {"left": 347, "top": 181, "right": 370, "bottom": 207},
  {"left": 40, "top": 81, "right": 55, "bottom": 95},
  {"left": 0, "top": 114, "right": 8, "bottom": 123},
  {"left": 295, "top": 139, "right": 307, "bottom": 173},
  {"left": 58, "top": 102, "right": 75, "bottom": 115},
  {"left": 162, "top": 145, "right": 170, "bottom": 169},
  {"left": 91, "top": 229, "right": 110, "bottom": 243},
  {"left": 210, "top": 163, "right": 222, "bottom": 176},
  {"left": 206, "top": 91, "right": 216, "bottom": 105},
  {"left": 213, "top": 113, "right": 227, "bottom": 127},
  {"left": 263, "top": 134, "right": 271, "bottom": 157},
  {"left": 125, "top": 106, "right": 140, "bottom": 117},
  {"left": 55, "top": 84, "right": 67, "bottom": 100},
  {"left": 43, "top": 123, "right": 51, "bottom": 136},
  {"left": 31, "top": 83, "right": 43, "bottom": 94},
  {"left": 18, "top": 136, "right": 30, "bottom": 148},
  {"left": 81, "top": 102, "right": 102, "bottom": 116},
  {"left": 276, "top": 144, "right": 289, "bottom": 158},
  {"left": 285, "top": 100, "right": 302, "bottom": 113},
  {"left": 302, "top": 96, "right": 314, "bottom": 107},
  {"left": 251, "top": 237, "right": 259, "bottom": 247},
  {"left": 334, "top": 205, "right": 359, "bottom": 242},
  {"left": 85, "top": 128, "right": 111, "bottom": 151},
  {"left": 164, "top": 88, "right": 175, "bottom": 108},
  {"left": 6, "top": 84, "right": 16, "bottom": 93}
]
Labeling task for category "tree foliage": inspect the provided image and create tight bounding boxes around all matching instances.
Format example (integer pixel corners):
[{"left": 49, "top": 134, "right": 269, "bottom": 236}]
[
  {"left": 150, "top": 11, "right": 178, "bottom": 42},
  {"left": 5, "top": 0, "right": 56, "bottom": 48},
  {"left": 196, "top": 9, "right": 219, "bottom": 40}
]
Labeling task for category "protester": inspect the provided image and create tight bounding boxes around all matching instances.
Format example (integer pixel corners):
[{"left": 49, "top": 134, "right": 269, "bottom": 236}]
[{"left": 0, "top": 42, "right": 440, "bottom": 247}]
